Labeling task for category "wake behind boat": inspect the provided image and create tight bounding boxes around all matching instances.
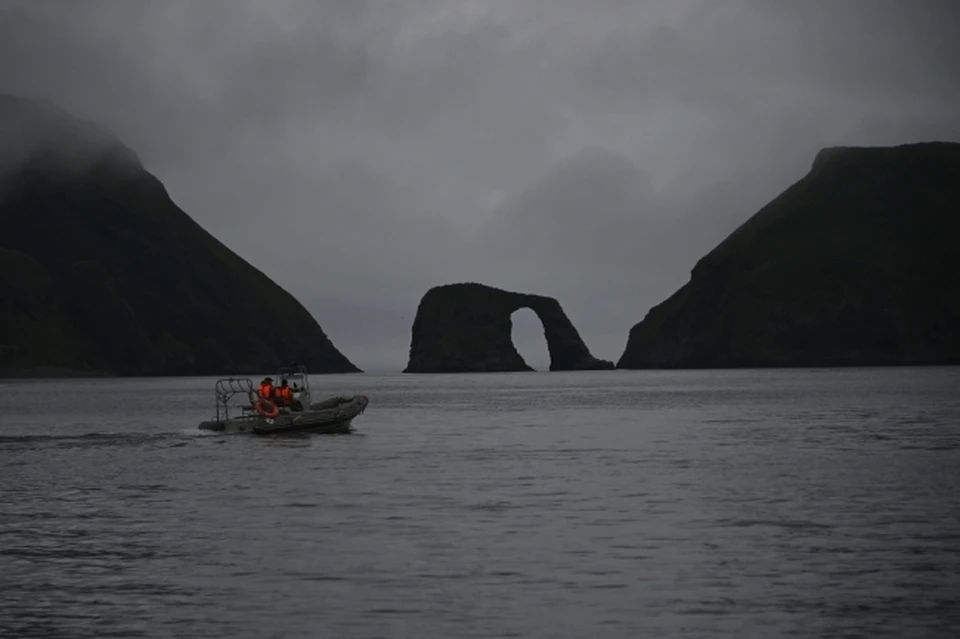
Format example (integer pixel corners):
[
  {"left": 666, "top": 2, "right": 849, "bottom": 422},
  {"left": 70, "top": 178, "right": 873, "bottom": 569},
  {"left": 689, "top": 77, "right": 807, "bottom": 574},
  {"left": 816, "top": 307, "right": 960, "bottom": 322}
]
[{"left": 198, "top": 365, "right": 369, "bottom": 435}]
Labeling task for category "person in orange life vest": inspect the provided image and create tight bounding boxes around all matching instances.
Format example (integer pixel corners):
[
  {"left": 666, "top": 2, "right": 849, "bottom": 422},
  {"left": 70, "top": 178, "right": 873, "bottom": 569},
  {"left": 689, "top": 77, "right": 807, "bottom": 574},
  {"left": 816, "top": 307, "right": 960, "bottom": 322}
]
[
  {"left": 275, "top": 379, "right": 293, "bottom": 408},
  {"left": 258, "top": 377, "right": 275, "bottom": 402}
]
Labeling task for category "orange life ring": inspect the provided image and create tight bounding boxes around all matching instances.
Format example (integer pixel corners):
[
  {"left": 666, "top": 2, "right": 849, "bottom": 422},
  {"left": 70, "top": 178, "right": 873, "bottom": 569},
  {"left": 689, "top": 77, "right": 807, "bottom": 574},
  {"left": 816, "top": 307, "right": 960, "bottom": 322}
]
[{"left": 254, "top": 398, "right": 279, "bottom": 419}]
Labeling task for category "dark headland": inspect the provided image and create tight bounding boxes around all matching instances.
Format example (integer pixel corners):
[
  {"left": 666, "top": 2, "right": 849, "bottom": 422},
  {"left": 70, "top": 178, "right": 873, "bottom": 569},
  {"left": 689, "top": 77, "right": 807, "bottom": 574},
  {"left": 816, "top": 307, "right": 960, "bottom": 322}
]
[
  {"left": 617, "top": 141, "right": 960, "bottom": 369},
  {"left": 404, "top": 282, "right": 614, "bottom": 373},
  {"left": 0, "top": 94, "right": 360, "bottom": 377}
]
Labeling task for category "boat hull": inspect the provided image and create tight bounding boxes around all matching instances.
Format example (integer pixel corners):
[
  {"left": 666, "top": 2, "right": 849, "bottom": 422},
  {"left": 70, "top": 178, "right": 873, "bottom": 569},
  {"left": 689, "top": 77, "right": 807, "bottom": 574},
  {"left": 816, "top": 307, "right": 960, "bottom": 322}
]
[{"left": 199, "top": 395, "right": 369, "bottom": 435}]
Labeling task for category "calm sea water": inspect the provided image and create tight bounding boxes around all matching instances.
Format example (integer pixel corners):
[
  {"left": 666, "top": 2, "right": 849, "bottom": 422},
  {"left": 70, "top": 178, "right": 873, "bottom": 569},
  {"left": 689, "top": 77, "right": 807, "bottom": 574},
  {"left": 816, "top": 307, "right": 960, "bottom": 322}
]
[{"left": 1, "top": 368, "right": 959, "bottom": 638}]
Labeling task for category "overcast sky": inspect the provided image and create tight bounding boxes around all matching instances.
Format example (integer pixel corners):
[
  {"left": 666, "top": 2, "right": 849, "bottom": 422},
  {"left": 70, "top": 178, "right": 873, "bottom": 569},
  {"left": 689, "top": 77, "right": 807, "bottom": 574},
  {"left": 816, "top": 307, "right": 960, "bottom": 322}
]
[{"left": 2, "top": 0, "right": 959, "bottom": 371}]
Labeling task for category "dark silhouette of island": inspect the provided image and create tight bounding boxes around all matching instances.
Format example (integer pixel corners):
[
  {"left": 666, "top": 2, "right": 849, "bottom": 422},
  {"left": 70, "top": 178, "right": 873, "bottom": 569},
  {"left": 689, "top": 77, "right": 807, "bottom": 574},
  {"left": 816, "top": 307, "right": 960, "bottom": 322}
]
[
  {"left": 0, "top": 94, "right": 360, "bottom": 377},
  {"left": 618, "top": 141, "right": 960, "bottom": 369},
  {"left": 404, "top": 282, "right": 614, "bottom": 373}
]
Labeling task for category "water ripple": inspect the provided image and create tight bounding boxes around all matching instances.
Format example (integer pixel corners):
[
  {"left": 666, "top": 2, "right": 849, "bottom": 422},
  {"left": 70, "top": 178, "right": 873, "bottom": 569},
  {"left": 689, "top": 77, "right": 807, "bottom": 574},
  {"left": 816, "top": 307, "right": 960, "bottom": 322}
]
[{"left": 1, "top": 369, "right": 959, "bottom": 637}]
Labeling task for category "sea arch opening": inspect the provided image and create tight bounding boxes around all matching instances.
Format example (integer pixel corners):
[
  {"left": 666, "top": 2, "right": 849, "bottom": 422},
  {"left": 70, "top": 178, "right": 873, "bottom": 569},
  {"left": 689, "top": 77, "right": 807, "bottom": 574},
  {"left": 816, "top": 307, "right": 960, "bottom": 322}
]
[{"left": 510, "top": 307, "right": 550, "bottom": 371}]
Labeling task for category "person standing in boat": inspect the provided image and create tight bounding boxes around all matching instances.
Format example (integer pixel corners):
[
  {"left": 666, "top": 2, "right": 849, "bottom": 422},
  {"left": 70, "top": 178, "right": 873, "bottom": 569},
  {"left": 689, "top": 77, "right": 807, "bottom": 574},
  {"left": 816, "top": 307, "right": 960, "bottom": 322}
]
[
  {"left": 276, "top": 379, "right": 300, "bottom": 410},
  {"left": 290, "top": 382, "right": 304, "bottom": 411},
  {"left": 258, "top": 377, "right": 275, "bottom": 401}
]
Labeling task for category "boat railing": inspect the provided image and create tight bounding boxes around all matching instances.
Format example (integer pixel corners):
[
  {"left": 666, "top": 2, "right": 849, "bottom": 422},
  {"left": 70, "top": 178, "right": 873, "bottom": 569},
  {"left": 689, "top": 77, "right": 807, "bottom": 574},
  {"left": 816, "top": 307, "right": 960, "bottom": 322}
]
[
  {"left": 213, "top": 377, "right": 257, "bottom": 422},
  {"left": 276, "top": 365, "right": 310, "bottom": 393}
]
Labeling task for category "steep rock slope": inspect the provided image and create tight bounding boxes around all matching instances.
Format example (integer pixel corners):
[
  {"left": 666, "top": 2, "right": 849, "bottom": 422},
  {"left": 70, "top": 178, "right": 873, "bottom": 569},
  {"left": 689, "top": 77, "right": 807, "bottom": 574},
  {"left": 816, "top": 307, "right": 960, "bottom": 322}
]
[
  {"left": 618, "top": 142, "right": 960, "bottom": 368},
  {"left": 0, "top": 94, "right": 359, "bottom": 376}
]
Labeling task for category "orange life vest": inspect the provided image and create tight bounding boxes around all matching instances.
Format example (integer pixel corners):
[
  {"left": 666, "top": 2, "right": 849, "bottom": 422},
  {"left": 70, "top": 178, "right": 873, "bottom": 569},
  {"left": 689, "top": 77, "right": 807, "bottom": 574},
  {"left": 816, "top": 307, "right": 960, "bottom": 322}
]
[
  {"left": 258, "top": 383, "right": 273, "bottom": 400},
  {"left": 276, "top": 386, "right": 292, "bottom": 406}
]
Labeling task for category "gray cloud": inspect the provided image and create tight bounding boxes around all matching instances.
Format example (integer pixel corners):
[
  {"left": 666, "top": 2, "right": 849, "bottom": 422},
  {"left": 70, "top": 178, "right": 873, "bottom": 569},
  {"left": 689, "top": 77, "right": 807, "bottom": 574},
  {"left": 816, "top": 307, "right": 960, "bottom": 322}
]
[{"left": 2, "top": 0, "right": 958, "bottom": 370}]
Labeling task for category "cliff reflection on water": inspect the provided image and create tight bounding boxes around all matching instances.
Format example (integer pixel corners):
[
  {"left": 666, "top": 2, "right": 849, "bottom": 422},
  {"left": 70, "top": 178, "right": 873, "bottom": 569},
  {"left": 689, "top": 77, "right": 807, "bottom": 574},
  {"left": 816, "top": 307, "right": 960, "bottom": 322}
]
[{"left": 1, "top": 368, "right": 959, "bottom": 637}]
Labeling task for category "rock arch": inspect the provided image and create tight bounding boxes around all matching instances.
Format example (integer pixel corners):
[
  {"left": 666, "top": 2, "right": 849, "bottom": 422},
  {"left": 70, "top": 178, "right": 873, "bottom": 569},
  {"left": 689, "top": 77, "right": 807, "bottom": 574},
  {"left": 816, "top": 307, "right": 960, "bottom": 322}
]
[{"left": 403, "top": 282, "right": 615, "bottom": 373}]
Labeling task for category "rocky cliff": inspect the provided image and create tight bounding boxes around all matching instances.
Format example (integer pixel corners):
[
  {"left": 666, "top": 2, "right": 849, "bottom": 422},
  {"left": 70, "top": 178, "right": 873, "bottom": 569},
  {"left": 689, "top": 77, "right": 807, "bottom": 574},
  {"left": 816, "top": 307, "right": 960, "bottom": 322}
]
[
  {"left": 617, "top": 141, "right": 960, "bottom": 369},
  {"left": 404, "top": 282, "right": 614, "bottom": 373},
  {"left": 0, "top": 94, "right": 360, "bottom": 376}
]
